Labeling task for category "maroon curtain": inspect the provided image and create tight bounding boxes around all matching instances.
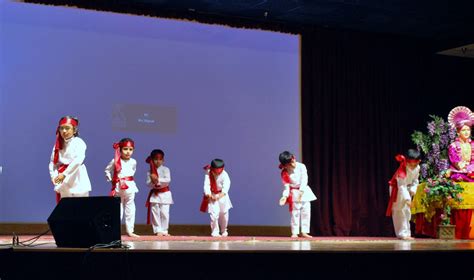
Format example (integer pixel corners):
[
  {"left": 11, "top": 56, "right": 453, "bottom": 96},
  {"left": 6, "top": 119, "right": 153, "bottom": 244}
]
[{"left": 301, "top": 28, "right": 474, "bottom": 236}]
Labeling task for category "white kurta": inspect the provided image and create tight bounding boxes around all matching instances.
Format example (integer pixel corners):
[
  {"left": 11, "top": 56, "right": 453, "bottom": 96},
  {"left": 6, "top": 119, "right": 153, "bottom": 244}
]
[
  {"left": 49, "top": 137, "right": 91, "bottom": 197},
  {"left": 146, "top": 165, "right": 173, "bottom": 234},
  {"left": 203, "top": 170, "right": 232, "bottom": 237},
  {"left": 391, "top": 165, "right": 420, "bottom": 238},
  {"left": 281, "top": 162, "right": 317, "bottom": 235},
  {"left": 105, "top": 158, "right": 139, "bottom": 234},
  {"left": 146, "top": 165, "right": 173, "bottom": 204}
]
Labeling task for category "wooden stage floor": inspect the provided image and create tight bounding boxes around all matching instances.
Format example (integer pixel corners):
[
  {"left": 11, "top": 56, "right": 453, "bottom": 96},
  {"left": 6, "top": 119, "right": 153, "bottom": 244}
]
[{"left": 2, "top": 234, "right": 474, "bottom": 252}]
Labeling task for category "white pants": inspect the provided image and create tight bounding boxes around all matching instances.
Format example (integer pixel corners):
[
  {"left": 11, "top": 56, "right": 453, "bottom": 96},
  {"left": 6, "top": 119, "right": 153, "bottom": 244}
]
[
  {"left": 208, "top": 203, "right": 229, "bottom": 236},
  {"left": 118, "top": 192, "right": 136, "bottom": 234},
  {"left": 151, "top": 203, "right": 170, "bottom": 234},
  {"left": 392, "top": 186, "right": 412, "bottom": 238},
  {"left": 291, "top": 201, "right": 311, "bottom": 235}
]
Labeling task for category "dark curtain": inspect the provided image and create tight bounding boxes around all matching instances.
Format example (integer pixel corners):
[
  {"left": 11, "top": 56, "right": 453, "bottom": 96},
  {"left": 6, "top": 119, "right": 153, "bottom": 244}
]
[{"left": 301, "top": 28, "right": 474, "bottom": 236}]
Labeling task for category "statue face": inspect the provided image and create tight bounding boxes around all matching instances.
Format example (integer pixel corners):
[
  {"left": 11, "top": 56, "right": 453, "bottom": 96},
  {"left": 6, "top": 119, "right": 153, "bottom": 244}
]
[{"left": 458, "top": 125, "right": 471, "bottom": 141}]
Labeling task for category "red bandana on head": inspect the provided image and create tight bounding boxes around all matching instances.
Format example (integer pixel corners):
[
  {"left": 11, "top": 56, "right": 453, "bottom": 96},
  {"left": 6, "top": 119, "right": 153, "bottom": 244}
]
[
  {"left": 146, "top": 154, "right": 160, "bottom": 182},
  {"left": 53, "top": 118, "right": 78, "bottom": 165},
  {"left": 111, "top": 140, "right": 134, "bottom": 192}
]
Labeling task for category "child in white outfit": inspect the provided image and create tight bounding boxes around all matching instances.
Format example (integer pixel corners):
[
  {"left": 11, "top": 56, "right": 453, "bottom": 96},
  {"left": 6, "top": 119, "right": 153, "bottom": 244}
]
[
  {"left": 278, "top": 151, "right": 317, "bottom": 238},
  {"left": 105, "top": 138, "right": 140, "bottom": 238},
  {"left": 199, "top": 159, "right": 232, "bottom": 237},
  {"left": 145, "top": 149, "right": 173, "bottom": 236},
  {"left": 386, "top": 149, "right": 421, "bottom": 240}
]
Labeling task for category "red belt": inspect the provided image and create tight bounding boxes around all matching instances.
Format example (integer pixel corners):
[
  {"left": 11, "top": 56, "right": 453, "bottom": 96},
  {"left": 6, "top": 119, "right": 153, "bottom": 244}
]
[
  {"left": 146, "top": 186, "right": 170, "bottom": 224},
  {"left": 119, "top": 176, "right": 134, "bottom": 190},
  {"left": 110, "top": 176, "right": 134, "bottom": 196}
]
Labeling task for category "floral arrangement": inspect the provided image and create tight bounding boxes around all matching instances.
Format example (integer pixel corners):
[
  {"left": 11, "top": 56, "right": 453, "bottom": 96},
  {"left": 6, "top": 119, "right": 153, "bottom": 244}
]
[
  {"left": 422, "top": 172, "right": 464, "bottom": 225},
  {"left": 411, "top": 115, "right": 456, "bottom": 180},
  {"left": 411, "top": 115, "right": 463, "bottom": 224}
]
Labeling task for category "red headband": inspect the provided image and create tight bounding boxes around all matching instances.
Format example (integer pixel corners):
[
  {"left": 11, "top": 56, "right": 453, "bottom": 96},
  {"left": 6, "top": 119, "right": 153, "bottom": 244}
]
[
  {"left": 118, "top": 141, "right": 134, "bottom": 148},
  {"left": 53, "top": 118, "right": 78, "bottom": 165},
  {"left": 58, "top": 118, "right": 78, "bottom": 127},
  {"left": 393, "top": 154, "right": 420, "bottom": 179}
]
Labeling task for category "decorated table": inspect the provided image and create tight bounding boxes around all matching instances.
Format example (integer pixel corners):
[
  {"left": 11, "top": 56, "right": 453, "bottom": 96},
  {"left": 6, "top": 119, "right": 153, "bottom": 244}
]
[{"left": 412, "top": 182, "right": 474, "bottom": 239}]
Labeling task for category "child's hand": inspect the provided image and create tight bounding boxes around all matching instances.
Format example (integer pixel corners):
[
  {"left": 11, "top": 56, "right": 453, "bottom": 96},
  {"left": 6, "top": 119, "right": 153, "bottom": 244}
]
[
  {"left": 54, "top": 174, "right": 65, "bottom": 184},
  {"left": 150, "top": 174, "right": 159, "bottom": 185},
  {"left": 279, "top": 196, "right": 287, "bottom": 206},
  {"left": 297, "top": 191, "right": 304, "bottom": 202}
]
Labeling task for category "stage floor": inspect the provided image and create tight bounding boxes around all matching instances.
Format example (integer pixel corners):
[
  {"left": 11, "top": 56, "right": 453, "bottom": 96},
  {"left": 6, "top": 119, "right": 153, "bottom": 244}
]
[{"left": 2, "top": 235, "right": 474, "bottom": 252}]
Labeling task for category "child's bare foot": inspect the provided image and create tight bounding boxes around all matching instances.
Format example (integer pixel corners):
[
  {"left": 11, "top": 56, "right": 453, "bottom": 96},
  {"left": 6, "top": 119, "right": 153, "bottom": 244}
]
[
  {"left": 291, "top": 234, "right": 298, "bottom": 238},
  {"left": 400, "top": 236, "right": 414, "bottom": 240},
  {"left": 156, "top": 233, "right": 164, "bottom": 236},
  {"left": 299, "top": 233, "right": 312, "bottom": 238},
  {"left": 127, "top": 232, "right": 140, "bottom": 238}
]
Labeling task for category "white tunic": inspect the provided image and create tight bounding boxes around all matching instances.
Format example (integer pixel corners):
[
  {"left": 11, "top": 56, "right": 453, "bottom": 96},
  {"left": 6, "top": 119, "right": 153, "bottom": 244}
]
[
  {"left": 391, "top": 165, "right": 420, "bottom": 209},
  {"left": 204, "top": 170, "right": 232, "bottom": 213},
  {"left": 281, "top": 162, "right": 317, "bottom": 202},
  {"left": 146, "top": 165, "right": 174, "bottom": 204},
  {"left": 105, "top": 158, "right": 139, "bottom": 194},
  {"left": 48, "top": 137, "right": 92, "bottom": 196}
]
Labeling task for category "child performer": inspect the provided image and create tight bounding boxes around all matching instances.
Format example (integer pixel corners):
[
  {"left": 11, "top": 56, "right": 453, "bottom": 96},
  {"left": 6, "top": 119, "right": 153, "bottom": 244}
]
[
  {"left": 145, "top": 149, "right": 173, "bottom": 236},
  {"left": 278, "top": 151, "right": 317, "bottom": 238},
  {"left": 105, "top": 138, "right": 140, "bottom": 238},
  {"left": 385, "top": 149, "right": 421, "bottom": 240},
  {"left": 49, "top": 116, "right": 91, "bottom": 202},
  {"left": 199, "top": 159, "right": 232, "bottom": 237}
]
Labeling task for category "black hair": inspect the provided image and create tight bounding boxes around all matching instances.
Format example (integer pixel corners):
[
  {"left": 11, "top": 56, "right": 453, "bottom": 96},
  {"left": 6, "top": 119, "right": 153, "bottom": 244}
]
[
  {"left": 279, "top": 151, "right": 294, "bottom": 165},
  {"left": 150, "top": 149, "right": 165, "bottom": 158},
  {"left": 58, "top": 115, "right": 79, "bottom": 136},
  {"left": 211, "top": 158, "right": 225, "bottom": 168},
  {"left": 407, "top": 149, "right": 421, "bottom": 160},
  {"left": 119, "top": 138, "right": 134, "bottom": 149}
]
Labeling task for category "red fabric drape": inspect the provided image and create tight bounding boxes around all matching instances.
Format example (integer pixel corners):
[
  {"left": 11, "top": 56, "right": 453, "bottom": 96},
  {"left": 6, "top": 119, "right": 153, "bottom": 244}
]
[{"left": 415, "top": 210, "right": 472, "bottom": 239}]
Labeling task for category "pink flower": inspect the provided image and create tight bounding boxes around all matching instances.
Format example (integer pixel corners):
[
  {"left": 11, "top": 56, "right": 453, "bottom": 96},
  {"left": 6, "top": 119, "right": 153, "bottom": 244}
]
[
  {"left": 457, "top": 193, "right": 463, "bottom": 199},
  {"left": 424, "top": 187, "right": 430, "bottom": 193},
  {"left": 440, "top": 214, "right": 446, "bottom": 219},
  {"left": 447, "top": 195, "right": 452, "bottom": 200}
]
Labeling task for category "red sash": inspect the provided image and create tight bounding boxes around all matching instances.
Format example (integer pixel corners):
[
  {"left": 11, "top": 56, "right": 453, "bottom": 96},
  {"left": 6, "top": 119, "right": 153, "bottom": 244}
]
[
  {"left": 285, "top": 186, "right": 301, "bottom": 212},
  {"left": 145, "top": 186, "right": 170, "bottom": 224},
  {"left": 109, "top": 176, "right": 134, "bottom": 196},
  {"left": 386, "top": 178, "right": 398, "bottom": 216},
  {"left": 281, "top": 168, "right": 299, "bottom": 212},
  {"left": 386, "top": 155, "right": 408, "bottom": 216},
  {"left": 53, "top": 164, "right": 69, "bottom": 204},
  {"left": 200, "top": 171, "right": 220, "bottom": 213}
]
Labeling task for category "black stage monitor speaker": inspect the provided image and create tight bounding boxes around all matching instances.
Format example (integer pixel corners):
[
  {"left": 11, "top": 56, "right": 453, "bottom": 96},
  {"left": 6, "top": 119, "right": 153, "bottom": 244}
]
[{"left": 47, "top": 196, "right": 121, "bottom": 248}]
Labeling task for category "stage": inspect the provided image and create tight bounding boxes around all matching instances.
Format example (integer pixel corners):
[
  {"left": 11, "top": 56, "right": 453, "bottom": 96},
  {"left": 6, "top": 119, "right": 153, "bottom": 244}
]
[{"left": 1, "top": 235, "right": 474, "bottom": 280}]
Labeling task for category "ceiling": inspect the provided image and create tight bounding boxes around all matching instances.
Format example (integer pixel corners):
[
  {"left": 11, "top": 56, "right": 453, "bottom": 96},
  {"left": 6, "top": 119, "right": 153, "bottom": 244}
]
[{"left": 22, "top": 0, "right": 474, "bottom": 50}]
